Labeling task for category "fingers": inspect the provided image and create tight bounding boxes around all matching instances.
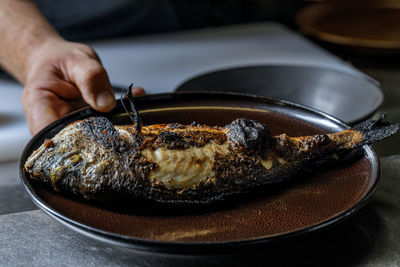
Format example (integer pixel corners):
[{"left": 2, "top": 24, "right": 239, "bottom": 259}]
[
  {"left": 131, "top": 86, "right": 146, "bottom": 97},
  {"left": 23, "top": 83, "right": 146, "bottom": 136},
  {"left": 68, "top": 57, "right": 116, "bottom": 112},
  {"left": 21, "top": 40, "right": 146, "bottom": 135}
]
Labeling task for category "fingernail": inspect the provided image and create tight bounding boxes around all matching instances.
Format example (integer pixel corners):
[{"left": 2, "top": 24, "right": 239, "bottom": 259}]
[
  {"left": 96, "top": 90, "right": 115, "bottom": 108},
  {"left": 131, "top": 86, "right": 145, "bottom": 96}
]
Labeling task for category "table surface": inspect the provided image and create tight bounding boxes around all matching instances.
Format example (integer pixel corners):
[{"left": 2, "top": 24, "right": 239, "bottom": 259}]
[{"left": 1, "top": 23, "right": 400, "bottom": 266}]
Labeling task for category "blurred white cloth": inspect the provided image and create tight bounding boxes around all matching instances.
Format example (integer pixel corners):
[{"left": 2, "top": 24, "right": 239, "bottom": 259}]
[
  {"left": 0, "top": 81, "right": 30, "bottom": 161},
  {"left": 0, "top": 22, "right": 361, "bottom": 161},
  {"left": 91, "top": 22, "right": 360, "bottom": 93}
]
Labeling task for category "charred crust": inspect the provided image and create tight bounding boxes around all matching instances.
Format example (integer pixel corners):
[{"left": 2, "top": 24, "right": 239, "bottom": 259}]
[
  {"left": 69, "top": 117, "right": 273, "bottom": 203},
  {"left": 116, "top": 157, "right": 157, "bottom": 197},
  {"left": 190, "top": 121, "right": 201, "bottom": 127},
  {"left": 274, "top": 133, "right": 331, "bottom": 161},
  {"left": 77, "top": 117, "right": 121, "bottom": 150},
  {"left": 32, "top": 117, "right": 296, "bottom": 204},
  {"left": 44, "top": 139, "right": 55, "bottom": 148},
  {"left": 155, "top": 131, "right": 186, "bottom": 149},
  {"left": 273, "top": 134, "right": 290, "bottom": 156},
  {"left": 150, "top": 129, "right": 226, "bottom": 150},
  {"left": 304, "top": 134, "right": 331, "bottom": 148},
  {"left": 146, "top": 178, "right": 219, "bottom": 203},
  {"left": 212, "top": 152, "right": 267, "bottom": 190},
  {"left": 166, "top": 123, "right": 185, "bottom": 129},
  {"left": 30, "top": 114, "right": 399, "bottom": 206},
  {"left": 227, "top": 118, "right": 272, "bottom": 156},
  {"left": 131, "top": 132, "right": 143, "bottom": 149},
  {"left": 58, "top": 152, "right": 158, "bottom": 200},
  {"left": 42, "top": 117, "right": 159, "bottom": 200}
]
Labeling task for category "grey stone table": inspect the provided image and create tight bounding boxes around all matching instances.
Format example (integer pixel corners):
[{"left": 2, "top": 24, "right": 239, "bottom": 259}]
[{"left": 0, "top": 155, "right": 399, "bottom": 266}]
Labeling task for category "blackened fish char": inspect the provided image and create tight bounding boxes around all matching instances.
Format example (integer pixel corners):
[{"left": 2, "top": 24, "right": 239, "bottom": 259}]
[{"left": 24, "top": 115, "right": 398, "bottom": 204}]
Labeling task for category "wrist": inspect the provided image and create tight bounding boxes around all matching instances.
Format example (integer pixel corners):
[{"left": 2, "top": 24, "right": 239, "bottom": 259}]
[{"left": 0, "top": 0, "right": 64, "bottom": 83}]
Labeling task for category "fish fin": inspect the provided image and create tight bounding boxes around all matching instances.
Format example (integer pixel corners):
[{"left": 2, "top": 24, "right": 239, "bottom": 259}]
[
  {"left": 120, "top": 83, "right": 142, "bottom": 133},
  {"left": 354, "top": 114, "right": 399, "bottom": 145}
]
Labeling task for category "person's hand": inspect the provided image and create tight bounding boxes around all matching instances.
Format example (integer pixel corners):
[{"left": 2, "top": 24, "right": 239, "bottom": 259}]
[{"left": 21, "top": 39, "right": 145, "bottom": 135}]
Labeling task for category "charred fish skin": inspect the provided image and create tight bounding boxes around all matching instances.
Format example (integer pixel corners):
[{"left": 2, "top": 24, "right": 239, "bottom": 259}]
[
  {"left": 24, "top": 117, "right": 156, "bottom": 200},
  {"left": 24, "top": 115, "right": 399, "bottom": 204}
]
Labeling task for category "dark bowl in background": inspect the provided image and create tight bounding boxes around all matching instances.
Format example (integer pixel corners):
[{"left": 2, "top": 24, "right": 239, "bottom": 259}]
[{"left": 175, "top": 65, "right": 383, "bottom": 124}]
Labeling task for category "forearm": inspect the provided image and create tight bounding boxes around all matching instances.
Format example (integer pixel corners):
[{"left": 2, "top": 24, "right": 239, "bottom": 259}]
[{"left": 0, "top": 0, "right": 63, "bottom": 83}]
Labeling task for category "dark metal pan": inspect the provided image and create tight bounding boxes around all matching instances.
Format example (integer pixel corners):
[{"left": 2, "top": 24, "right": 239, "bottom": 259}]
[
  {"left": 19, "top": 92, "right": 379, "bottom": 255},
  {"left": 175, "top": 65, "right": 383, "bottom": 124}
]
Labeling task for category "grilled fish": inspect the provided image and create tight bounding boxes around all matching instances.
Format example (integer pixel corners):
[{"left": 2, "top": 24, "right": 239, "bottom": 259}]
[{"left": 24, "top": 115, "right": 398, "bottom": 204}]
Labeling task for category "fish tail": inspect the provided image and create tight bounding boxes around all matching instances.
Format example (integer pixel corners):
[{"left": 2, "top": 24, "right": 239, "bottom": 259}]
[{"left": 353, "top": 114, "right": 399, "bottom": 146}]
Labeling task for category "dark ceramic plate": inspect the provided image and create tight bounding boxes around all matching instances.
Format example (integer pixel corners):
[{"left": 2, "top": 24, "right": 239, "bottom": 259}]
[
  {"left": 175, "top": 65, "right": 383, "bottom": 124},
  {"left": 20, "top": 92, "right": 379, "bottom": 255}
]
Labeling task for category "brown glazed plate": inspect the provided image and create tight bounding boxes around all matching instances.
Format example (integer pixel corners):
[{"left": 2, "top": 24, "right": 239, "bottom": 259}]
[
  {"left": 296, "top": 0, "right": 400, "bottom": 52},
  {"left": 19, "top": 92, "right": 379, "bottom": 255}
]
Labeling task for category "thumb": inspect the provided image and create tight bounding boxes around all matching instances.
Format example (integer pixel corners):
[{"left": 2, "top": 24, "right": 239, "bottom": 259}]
[{"left": 69, "top": 59, "right": 116, "bottom": 112}]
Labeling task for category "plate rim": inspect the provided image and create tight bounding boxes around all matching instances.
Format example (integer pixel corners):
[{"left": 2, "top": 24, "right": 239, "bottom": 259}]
[{"left": 19, "top": 92, "right": 380, "bottom": 255}]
